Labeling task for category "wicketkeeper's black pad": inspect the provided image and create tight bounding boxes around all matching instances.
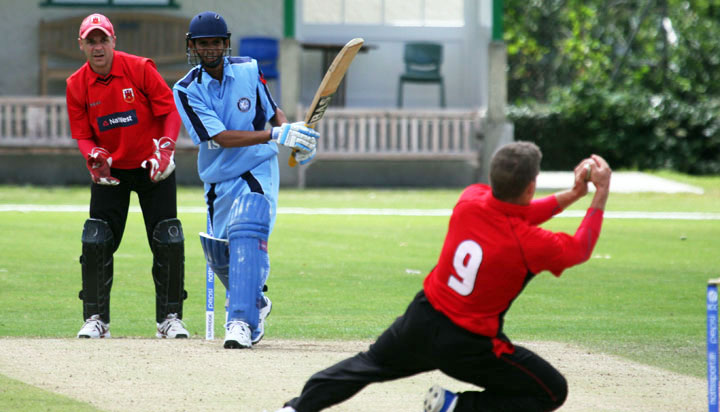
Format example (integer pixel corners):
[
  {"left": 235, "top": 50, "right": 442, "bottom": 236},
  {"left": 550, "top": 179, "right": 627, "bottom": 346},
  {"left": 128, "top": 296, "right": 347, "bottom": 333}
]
[
  {"left": 151, "top": 218, "right": 186, "bottom": 323},
  {"left": 79, "top": 218, "right": 114, "bottom": 323}
]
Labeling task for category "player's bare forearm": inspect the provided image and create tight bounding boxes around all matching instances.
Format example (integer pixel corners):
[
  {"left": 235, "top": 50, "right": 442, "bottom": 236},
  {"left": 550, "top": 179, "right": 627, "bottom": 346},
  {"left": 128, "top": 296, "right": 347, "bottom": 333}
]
[
  {"left": 554, "top": 188, "right": 584, "bottom": 210},
  {"left": 212, "top": 129, "right": 272, "bottom": 148},
  {"left": 270, "top": 108, "right": 288, "bottom": 127},
  {"left": 589, "top": 188, "right": 609, "bottom": 211}
]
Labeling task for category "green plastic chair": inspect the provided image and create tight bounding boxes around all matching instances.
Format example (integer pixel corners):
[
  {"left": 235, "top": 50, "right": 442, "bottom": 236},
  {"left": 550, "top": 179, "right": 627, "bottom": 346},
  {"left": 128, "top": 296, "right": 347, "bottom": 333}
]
[{"left": 397, "top": 42, "right": 445, "bottom": 108}]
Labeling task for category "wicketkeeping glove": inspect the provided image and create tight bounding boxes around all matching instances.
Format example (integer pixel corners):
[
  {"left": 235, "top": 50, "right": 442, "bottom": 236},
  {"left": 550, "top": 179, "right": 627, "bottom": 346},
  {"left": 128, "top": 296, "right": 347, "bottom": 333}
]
[
  {"left": 271, "top": 122, "right": 319, "bottom": 154},
  {"left": 141, "top": 136, "right": 176, "bottom": 183},
  {"left": 86, "top": 147, "right": 120, "bottom": 186}
]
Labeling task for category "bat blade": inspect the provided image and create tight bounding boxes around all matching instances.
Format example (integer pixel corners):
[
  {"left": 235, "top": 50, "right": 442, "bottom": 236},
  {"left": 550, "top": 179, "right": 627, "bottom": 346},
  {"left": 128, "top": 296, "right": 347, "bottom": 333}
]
[{"left": 289, "top": 37, "right": 364, "bottom": 167}]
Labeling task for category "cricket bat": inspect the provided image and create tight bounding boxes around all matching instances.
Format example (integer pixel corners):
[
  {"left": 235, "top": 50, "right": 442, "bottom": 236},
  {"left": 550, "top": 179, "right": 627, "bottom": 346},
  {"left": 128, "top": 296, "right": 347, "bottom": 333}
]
[{"left": 289, "top": 37, "right": 365, "bottom": 167}]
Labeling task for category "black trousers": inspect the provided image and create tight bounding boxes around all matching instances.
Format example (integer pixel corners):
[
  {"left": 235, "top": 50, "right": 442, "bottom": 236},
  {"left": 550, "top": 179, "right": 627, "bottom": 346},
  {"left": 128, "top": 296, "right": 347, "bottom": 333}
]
[
  {"left": 89, "top": 168, "right": 177, "bottom": 252},
  {"left": 87, "top": 168, "right": 180, "bottom": 323},
  {"left": 287, "top": 291, "right": 567, "bottom": 412}
]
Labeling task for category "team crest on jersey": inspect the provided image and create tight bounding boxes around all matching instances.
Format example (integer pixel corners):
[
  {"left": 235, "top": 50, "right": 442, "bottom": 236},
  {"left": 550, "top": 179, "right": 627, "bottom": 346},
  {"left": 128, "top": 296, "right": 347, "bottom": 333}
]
[
  {"left": 237, "top": 97, "right": 251, "bottom": 112},
  {"left": 122, "top": 88, "right": 135, "bottom": 103}
]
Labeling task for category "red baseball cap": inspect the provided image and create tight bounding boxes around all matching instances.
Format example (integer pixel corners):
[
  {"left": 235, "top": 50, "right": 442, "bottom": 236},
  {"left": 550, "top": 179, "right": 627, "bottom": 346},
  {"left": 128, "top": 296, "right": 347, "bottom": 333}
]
[{"left": 79, "top": 13, "right": 115, "bottom": 39}]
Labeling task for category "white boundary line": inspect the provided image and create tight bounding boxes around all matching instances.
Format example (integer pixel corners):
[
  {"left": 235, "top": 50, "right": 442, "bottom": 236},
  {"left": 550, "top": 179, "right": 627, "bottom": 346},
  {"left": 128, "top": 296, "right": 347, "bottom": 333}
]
[{"left": 0, "top": 204, "right": 719, "bottom": 220}]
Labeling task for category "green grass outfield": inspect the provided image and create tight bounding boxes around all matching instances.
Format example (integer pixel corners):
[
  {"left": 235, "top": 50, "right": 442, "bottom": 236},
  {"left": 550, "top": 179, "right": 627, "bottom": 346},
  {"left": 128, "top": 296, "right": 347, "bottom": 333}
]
[{"left": 0, "top": 171, "right": 718, "bottom": 410}]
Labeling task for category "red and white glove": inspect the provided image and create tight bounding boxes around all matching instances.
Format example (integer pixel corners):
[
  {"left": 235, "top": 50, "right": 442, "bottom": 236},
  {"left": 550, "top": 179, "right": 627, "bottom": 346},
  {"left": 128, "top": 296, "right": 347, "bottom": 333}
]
[
  {"left": 86, "top": 147, "right": 119, "bottom": 186},
  {"left": 141, "top": 136, "right": 176, "bottom": 182}
]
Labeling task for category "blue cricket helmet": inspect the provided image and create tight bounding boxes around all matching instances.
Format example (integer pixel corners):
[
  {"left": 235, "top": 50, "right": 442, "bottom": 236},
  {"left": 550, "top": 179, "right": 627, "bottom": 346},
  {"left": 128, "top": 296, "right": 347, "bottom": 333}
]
[
  {"left": 185, "top": 11, "right": 232, "bottom": 67},
  {"left": 186, "top": 11, "right": 231, "bottom": 40}
]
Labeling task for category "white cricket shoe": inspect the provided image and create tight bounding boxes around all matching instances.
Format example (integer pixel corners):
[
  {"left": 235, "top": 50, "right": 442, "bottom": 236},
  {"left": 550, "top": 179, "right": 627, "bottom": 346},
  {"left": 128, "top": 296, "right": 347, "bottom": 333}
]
[
  {"left": 424, "top": 385, "right": 458, "bottom": 412},
  {"left": 156, "top": 313, "right": 189, "bottom": 338},
  {"left": 252, "top": 296, "right": 273, "bottom": 345},
  {"left": 77, "top": 314, "right": 110, "bottom": 339},
  {"left": 273, "top": 407, "right": 296, "bottom": 412},
  {"left": 224, "top": 320, "right": 252, "bottom": 349}
]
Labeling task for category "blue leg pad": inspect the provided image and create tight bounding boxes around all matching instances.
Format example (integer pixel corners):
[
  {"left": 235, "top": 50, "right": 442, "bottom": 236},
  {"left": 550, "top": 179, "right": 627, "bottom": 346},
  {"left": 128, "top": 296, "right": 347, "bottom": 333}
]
[
  {"left": 227, "top": 193, "right": 270, "bottom": 330},
  {"left": 199, "top": 233, "right": 229, "bottom": 289}
]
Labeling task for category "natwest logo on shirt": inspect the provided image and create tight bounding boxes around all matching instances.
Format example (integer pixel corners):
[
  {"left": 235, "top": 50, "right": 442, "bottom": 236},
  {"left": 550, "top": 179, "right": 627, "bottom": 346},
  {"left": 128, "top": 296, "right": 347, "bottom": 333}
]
[{"left": 97, "top": 110, "right": 139, "bottom": 132}]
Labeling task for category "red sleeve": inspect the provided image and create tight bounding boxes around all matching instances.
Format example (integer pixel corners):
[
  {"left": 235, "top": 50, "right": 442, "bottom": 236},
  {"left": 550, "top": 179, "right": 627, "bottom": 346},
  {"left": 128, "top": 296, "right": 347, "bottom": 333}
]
[
  {"left": 527, "top": 195, "right": 562, "bottom": 225},
  {"left": 141, "top": 60, "right": 175, "bottom": 117},
  {"left": 161, "top": 110, "right": 181, "bottom": 142},
  {"left": 76, "top": 139, "right": 96, "bottom": 159},
  {"left": 65, "top": 77, "right": 94, "bottom": 141},
  {"left": 525, "top": 208, "right": 604, "bottom": 276}
]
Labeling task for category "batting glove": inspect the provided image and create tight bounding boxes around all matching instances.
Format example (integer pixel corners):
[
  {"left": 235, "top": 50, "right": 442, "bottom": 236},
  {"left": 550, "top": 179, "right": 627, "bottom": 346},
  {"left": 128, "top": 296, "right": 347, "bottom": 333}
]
[
  {"left": 141, "top": 136, "right": 176, "bottom": 183},
  {"left": 271, "top": 122, "right": 319, "bottom": 154},
  {"left": 86, "top": 147, "right": 120, "bottom": 186},
  {"left": 294, "top": 147, "right": 317, "bottom": 165}
]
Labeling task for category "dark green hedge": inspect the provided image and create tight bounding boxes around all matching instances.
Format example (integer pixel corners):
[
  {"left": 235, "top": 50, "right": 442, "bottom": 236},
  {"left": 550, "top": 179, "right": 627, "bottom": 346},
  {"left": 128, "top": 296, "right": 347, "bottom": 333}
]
[{"left": 508, "top": 86, "right": 720, "bottom": 174}]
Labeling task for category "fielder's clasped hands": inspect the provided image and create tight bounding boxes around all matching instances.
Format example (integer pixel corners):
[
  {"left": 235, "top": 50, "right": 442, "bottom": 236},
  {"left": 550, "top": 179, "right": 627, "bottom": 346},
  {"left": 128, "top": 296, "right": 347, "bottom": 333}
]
[
  {"left": 142, "top": 136, "right": 176, "bottom": 182},
  {"left": 272, "top": 121, "right": 320, "bottom": 165},
  {"left": 573, "top": 155, "right": 612, "bottom": 193},
  {"left": 86, "top": 147, "right": 120, "bottom": 186}
]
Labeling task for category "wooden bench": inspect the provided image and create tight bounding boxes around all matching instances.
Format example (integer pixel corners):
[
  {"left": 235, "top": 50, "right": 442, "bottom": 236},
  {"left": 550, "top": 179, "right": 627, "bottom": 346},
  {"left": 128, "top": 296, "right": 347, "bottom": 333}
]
[
  {"left": 39, "top": 13, "right": 190, "bottom": 95},
  {"left": 295, "top": 106, "right": 485, "bottom": 187}
]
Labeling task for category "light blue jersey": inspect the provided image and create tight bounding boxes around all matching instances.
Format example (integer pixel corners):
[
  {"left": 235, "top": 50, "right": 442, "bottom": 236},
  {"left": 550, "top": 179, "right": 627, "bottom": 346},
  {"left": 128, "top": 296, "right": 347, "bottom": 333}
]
[
  {"left": 173, "top": 57, "right": 280, "bottom": 238},
  {"left": 173, "top": 57, "right": 278, "bottom": 184}
]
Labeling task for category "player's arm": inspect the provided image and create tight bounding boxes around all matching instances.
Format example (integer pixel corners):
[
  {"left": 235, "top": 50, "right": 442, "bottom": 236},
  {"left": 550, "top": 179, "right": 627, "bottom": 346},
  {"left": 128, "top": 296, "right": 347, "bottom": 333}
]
[
  {"left": 76, "top": 138, "right": 97, "bottom": 160},
  {"left": 213, "top": 90, "right": 315, "bottom": 151},
  {"left": 527, "top": 155, "right": 611, "bottom": 275},
  {"left": 212, "top": 129, "right": 273, "bottom": 148},
  {"left": 527, "top": 157, "right": 594, "bottom": 225},
  {"left": 141, "top": 111, "right": 182, "bottom": 182},
  {"left": 66, "top": 83, "right": 119, "bottom": 185},
  {"left": 270, "top": 107, "right": 288, "bottom": 127}
]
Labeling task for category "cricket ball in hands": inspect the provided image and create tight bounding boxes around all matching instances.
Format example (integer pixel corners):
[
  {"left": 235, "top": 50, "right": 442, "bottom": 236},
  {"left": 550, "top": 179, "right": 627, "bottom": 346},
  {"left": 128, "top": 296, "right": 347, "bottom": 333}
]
[{"left": 583, "top": 162, "right": 592, "bottom": 182}]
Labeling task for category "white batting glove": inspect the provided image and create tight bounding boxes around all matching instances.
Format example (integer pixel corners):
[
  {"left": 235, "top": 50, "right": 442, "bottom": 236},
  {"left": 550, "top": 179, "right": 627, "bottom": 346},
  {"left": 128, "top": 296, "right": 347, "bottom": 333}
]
[
  {"left": 271, "top": 122, "right": 319, "bottom": 154},
  {"left": 294, "top": 147, "right": 317, "bottom": 165}
]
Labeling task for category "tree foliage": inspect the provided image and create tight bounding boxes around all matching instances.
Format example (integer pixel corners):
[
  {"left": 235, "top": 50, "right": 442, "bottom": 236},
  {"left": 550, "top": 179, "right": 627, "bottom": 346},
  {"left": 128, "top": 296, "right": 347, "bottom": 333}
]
[
  {"left": 504, "top": 0, "right": 720, "bottom": 173},
  {"left": 505, "top": 0, "right": 720, "bottom": 102}
]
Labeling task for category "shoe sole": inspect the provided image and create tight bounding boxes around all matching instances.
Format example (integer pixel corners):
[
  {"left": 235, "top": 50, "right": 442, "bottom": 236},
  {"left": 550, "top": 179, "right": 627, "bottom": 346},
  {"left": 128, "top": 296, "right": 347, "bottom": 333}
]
[
  {"left": 224, "top": 339, "right": 251, "bottom": 349},
  {"left": 423, "top": 385, "right": 458, "bottom": 412},
  {"left": 424, "top": 385, "right": 452, "bottom": 412},
  {"left": 156, "top": 333, "right": 188, "bottom": 339}
]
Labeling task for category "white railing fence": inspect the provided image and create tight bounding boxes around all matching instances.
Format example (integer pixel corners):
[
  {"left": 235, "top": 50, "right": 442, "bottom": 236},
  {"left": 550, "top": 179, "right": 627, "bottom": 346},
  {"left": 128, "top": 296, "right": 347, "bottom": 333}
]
[
  {"left": 300, "top": 106, "right": 485, "bottom": 159},
  {"left": 0, "top": 97, "right": 73, "bottom": 147},
  {"left": 0, "top": 97, "right": 486, "bottom": 187},
  {"left": 294, "top": 106, "right": 485, "bottom": 187},
  {"left": 0, "top": 96, "right": 194, "bottom": 149}
]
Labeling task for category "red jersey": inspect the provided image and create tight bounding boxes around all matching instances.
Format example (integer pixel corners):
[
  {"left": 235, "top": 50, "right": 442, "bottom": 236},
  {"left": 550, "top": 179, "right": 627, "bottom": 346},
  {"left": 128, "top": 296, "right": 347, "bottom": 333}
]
[
  {"left": 66, "top": 50, "right": 176, "bottom": 169},
  {"left": 423, "top": 184, "right": 604, "bottom": 339}
]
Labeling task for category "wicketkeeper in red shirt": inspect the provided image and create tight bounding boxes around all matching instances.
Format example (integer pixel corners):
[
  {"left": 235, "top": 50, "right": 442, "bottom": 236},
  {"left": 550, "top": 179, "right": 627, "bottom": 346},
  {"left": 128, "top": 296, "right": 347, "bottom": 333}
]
[
  {"left": 66, "top": 13, "right": 188, "bottom": 339},
  {"left": 273, "top": 142, "right": 612, "bottom": 412}
]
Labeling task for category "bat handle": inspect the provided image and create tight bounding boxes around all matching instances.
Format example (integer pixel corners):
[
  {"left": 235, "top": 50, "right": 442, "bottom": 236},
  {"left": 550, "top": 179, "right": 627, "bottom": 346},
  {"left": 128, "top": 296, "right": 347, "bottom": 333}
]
[{"left": 288, "top": 149, "right": 299, "bottom": 167}]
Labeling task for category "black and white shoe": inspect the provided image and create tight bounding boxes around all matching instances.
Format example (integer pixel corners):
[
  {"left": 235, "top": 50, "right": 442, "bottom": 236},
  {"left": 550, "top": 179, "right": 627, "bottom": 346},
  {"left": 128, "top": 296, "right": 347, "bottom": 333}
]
[
  {"left": 156, "top": 313, "right": 189, "bottom": 338},
  {"left": 224, "top": 320, "right": 252, "bottom": 349},
  {"left": 77, "top": 314, "right": 110, "bottom": 338}
]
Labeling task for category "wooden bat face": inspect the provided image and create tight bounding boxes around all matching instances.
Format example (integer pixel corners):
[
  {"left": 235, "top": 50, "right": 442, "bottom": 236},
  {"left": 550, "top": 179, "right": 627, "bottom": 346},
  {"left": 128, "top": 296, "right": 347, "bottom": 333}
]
[{"left": 289, "top": 38, "right": 364, "bottom": 167}]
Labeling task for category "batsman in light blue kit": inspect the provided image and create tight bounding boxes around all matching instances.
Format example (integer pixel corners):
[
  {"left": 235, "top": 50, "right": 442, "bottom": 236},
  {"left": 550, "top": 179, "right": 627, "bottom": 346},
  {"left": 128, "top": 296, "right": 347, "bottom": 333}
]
[{"left": 173, "top": 11, "right": 319, "bottom": 349}]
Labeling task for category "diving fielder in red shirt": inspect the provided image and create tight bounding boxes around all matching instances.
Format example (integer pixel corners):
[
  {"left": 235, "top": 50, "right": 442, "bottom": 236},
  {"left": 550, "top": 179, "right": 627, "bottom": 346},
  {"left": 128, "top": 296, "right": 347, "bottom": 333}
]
[
  {"left": 274, "top": 142, "right": 612, "bottom": 412},
  {"left": 66, "top": 13, "right": 188, "bottom": 339}
]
